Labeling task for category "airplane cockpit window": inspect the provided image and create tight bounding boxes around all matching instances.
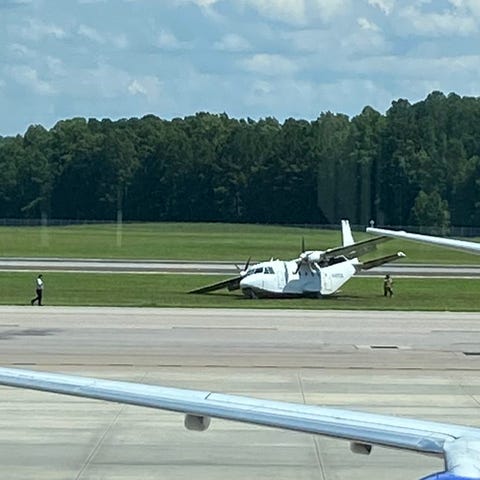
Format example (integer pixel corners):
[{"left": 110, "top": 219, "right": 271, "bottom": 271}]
[{"left": 246, "top": 266, "right": 273, "bottom": 275}]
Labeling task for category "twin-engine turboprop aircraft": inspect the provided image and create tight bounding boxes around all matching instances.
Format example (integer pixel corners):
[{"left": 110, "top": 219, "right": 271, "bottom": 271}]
[{"left": 191, "top": 220, "right": 406, "bottom": 298}]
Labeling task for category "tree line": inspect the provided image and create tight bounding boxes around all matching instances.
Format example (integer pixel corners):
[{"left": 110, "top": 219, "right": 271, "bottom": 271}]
[{"left": 1, "top": 91, "right": 479, "bottom": 229}]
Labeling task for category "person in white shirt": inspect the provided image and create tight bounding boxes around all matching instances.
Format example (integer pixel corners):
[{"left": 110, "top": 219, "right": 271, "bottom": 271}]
[{"left": 31, "top": 274, "right": 44, "bottom": 306}]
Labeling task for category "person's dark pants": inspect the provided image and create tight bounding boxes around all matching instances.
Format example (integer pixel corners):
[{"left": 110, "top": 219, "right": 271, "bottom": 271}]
[{"left": 31, "top": 289, "right": 43, "bottom": 306}]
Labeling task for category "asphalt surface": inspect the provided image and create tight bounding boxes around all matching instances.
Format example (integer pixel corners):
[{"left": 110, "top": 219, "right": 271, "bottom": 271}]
[
  {"left": 1, "top": 257, "right": 479, "bottom": 277},
  {"left": 1, "top": 307, "right": 480, "bottom": 479}
]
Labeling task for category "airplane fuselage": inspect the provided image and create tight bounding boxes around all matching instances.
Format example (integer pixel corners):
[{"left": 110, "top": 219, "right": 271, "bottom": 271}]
[{"left": 239, "top": 257, "right": 356, "bottom": 298}]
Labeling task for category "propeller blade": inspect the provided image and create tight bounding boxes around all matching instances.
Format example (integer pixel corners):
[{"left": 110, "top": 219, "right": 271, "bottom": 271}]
[
  {"left": 235, "top": 257, "right": 252, "bottom": 275},
  {"left": 301, "top": 237, "right": 305, "bottom": 253}
]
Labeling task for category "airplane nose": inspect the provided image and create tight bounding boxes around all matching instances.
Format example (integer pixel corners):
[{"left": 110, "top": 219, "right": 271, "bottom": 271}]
[
  {"left": 239, "top": 277, "right": 252, "bottom": 289},
  {"left": 239, "top": 276, "right": 259, "bottom": 299}
]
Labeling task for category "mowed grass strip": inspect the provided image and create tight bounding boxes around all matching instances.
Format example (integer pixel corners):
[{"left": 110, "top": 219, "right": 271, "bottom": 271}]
[
  {"left": 0, "top": 222, "right": 478, "bottom": 264},
  {"left": 4, "top": 272, "right": 480, "bottom": 311}
]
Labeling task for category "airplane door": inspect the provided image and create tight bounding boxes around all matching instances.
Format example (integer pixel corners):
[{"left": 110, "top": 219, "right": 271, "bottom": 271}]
[{"left": 322, "top": 272, "right": 332, "bottom": 292}]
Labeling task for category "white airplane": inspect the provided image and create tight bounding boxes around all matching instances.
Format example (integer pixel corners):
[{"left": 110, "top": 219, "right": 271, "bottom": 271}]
[
  {"left": 191, "top": 220, "right": 406, "bottom": 298},
  {"left": 366, "top": 226, "right": 480, "bottom": 255},
  {"left": 0, "top": 366, "right": 479, "bottom": 479}
]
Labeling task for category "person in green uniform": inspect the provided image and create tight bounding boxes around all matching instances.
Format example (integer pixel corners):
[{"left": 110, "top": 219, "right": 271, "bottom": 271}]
[{"left": 383, "top": 274, "right": 393, "bottom": 297}]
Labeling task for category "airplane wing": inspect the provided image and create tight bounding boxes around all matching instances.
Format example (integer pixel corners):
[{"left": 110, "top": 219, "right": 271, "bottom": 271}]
[
  {"left": 323, "top": 235, "right": 392, "bottom": 260},
  {"left": 367, "top": 227, "right": 480, "bottom": 255},
  {"left": 1, "top": 367, "right": 480, "bottom": 478},
  {"left": 189, "top": 276, "right": 242, "bottom": 294}
]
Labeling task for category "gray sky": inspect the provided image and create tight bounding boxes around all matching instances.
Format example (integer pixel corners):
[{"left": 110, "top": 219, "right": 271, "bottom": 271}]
[{"left": 1, "top": 0, "right": 480, "bottom": 135}]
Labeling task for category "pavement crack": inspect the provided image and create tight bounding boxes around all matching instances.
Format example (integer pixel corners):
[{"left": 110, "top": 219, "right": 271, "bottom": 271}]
[
  {"left": 75, "top": 404, "right": 126, "bottom": 480},
  {"left": 297, "top": 372, "right": 327, "bottom": 480},
  {"left": 72, "top": 373, "right": 150, "bottom": 480}
]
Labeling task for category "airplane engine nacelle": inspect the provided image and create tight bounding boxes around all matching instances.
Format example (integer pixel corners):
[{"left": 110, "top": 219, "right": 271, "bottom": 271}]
[
  {"left": 350, "top": 442, "right": 372, "bottom": 455},
  {"left": 305, "top": 252, "right": 324, "bottom": 263},
  {"left": 184, "top": 414, "right": 211, "bottom": 432}
]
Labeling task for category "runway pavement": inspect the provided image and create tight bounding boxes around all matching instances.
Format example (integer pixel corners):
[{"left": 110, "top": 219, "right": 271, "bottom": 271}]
[
  {"left": 1, "top": 257, "right": 480, "bottom": 277},
  {"left": 1, "top": 307, "right": 480, "bottom": 479}
]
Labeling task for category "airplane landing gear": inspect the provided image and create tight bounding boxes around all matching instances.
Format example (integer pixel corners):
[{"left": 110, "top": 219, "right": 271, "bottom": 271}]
[{"left": 243, "top": 288, "right": 257, "bottom": 299}]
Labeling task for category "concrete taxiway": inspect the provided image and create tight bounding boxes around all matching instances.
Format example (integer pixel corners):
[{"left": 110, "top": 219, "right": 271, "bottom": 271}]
[
  {"left": 1, "top": 307, "right": 480, "bottom": 479},
  {"left": 1, "top": 257, "right": 479, "bottom": 277}
]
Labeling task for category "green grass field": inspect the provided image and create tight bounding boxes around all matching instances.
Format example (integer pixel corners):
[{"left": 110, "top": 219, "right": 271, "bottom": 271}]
[
  {"left": 0, "top": 222, "right": 478, "bottom": 264},
  {"left": 5, "top": 272, "right": 480, "bottom": 311},
  {"left": 1, "top": 223, "right": 478, "bottom": 311}
]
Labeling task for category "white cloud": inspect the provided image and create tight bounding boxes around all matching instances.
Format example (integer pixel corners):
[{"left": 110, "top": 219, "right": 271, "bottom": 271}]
[
  {"left": 240, "top": 0, "right": 350, "bottom": 25},
  {"left": 77, "top": 24, "right": 128, "bottom": 48},
  {"left": 80, "top": 63, "right": 132, "bottom": 98},
  {"left": 449, "top": 0, "right": 480, "bottom": 19},
  {"left": 170, "top": 0, "right": 223, "bottom": 20},
  {"left": 128, "top": 76, "right": 162, "bottom": 101},
  {"left": 368, "top": 0, "right": 395, "bottom": 15},
  {"left": 345, "top": 54, "right": 480, "bottom": 81},
  {"left": 7, "top": 65, "right": 55, "bottom": 94},
  {"left": 243, "top": 0, "right": 307, "bottom": 24},
  {"left": 243, "top": 76, "right": 391, "bottom": 119},
  {"left": 311, "top": 0, "right": 350, "bottom": 21},
  {"left": 8, "top": 43, "right": 34, "bottom": 57},
  {"left": 15, "top": 18, "right": 66, "bottom": 41},
  {"left": 341, "top": 25, "right": 389, "bottom": 55},
  {"left": 3, "top": 0, "right": 480, "bottom": 136},
  {"left": 284, "top": 25, "right": 389, "bottom": 57},
  {"left": 156, "top": 29, "right": 187, "bottom": 49},
  {"left": 239, "top": 53, "right": 299, "bottom": 76},
  {"left": 214, "top": 33, "right": 250, "bottom": 51},
  {"left": 45, "top": 56, "right": 65, "bottom": 76},
  {"left": 173, "top": 0, "right": 219, "bottom": 6},
  {"left": 399, "top": 6, "right": 477, "bottom": 36},
  {"left": 111, "top": 34, "right": 128, "bottom": 49},
  {"left": 78, "top": 24, "right": 104, "bottom": 43},
  {"left": 357, "top": 17, "right": 380, "bottom": 31}
]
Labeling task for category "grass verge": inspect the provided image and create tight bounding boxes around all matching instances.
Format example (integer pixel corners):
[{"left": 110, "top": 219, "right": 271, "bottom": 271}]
[
  {"left": 0, "top": 222, "right": 478, "bottom": 264},
  {"left": 4, "top": 272, "right": 480, "bottom": 311}
]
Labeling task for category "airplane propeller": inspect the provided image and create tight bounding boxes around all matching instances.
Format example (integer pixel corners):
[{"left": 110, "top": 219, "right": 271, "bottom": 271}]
[
  {"left": 294, "top": 237, "right": 307, "bottom": 274},
  {"left": 235, "top": 257, "right": 251, "bottom": 276},
  {"left": 190, "top": 257, "right": 252, "bottom": 295}
]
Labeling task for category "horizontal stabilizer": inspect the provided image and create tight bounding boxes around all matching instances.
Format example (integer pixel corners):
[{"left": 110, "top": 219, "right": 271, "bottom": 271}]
[
  {"left": 189, "top": 276, "right": 242, "bottom": 294},
  {"left": 325, "top": 235, "right": 391, "bottom": 261},
  {"left": 358, "top": 252, "right": 406, "bottom": 271}
]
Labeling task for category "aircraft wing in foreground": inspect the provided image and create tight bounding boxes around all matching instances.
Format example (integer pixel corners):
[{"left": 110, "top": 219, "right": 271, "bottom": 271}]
[
  {"left": 366, "top": 227, "right": 480, "bottom": 255},
  {"left": 0, "top": 367, "right": 479, "bottom": 479}
]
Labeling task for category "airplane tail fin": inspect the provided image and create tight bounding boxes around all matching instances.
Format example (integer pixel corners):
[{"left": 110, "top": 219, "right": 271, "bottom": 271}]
[
  {"left": 341, "top": 219, "right": 360, "bottom": 264},
  {"left": 341, "top": 220, "right": 355, "bottom": 247}
]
